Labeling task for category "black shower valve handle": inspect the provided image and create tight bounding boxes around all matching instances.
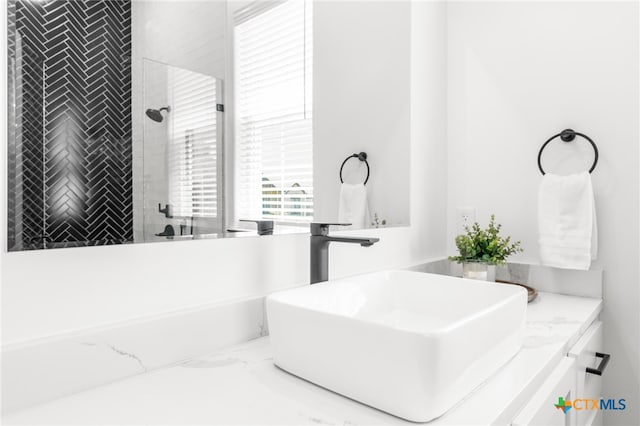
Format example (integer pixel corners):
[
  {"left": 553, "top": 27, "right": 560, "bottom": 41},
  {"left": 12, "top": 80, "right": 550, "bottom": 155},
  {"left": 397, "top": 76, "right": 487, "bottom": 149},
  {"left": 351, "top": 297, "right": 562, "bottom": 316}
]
[{"left": 158, "top": 203, "right": 173, "bottom": 218}]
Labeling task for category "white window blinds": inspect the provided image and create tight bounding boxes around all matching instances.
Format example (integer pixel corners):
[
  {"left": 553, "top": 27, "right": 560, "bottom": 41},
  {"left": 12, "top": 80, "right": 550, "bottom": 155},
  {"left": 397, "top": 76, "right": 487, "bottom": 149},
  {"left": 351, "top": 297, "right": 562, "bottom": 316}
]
[
  {"left": 235, "top": 0, "right": 313, "bottom": 223},
  {"left": 168, "top": 67, "right": 220, "bottom": 219}
]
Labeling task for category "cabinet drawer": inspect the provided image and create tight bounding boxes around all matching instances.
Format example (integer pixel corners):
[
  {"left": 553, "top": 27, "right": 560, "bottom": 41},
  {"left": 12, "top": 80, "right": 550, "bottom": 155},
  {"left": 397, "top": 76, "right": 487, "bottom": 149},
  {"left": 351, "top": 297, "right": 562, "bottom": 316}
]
[
  {"left": 567, "top": 321, "right": 605, "bottom": 426},
  {"left": 512, "top": 357, "right": 577, "bottom": 426}
]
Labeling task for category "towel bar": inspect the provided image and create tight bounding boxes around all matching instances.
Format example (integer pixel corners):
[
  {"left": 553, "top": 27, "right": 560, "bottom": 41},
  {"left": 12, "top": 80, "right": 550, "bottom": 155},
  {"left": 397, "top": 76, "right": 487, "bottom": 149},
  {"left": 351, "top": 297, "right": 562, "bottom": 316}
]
[
  {"left": 339, "top": 152, "right": 370, "bottom": 185},
  {"left": 537, "top": 129, "right": 599, "bottom": 175}
]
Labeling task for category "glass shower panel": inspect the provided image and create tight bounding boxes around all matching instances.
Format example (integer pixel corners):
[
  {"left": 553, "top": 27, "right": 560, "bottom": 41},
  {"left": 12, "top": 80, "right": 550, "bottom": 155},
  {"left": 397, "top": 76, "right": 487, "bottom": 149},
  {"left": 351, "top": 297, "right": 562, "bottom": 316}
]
[{"left": 142, "top": 59, "right": 224, "bottom": 241}]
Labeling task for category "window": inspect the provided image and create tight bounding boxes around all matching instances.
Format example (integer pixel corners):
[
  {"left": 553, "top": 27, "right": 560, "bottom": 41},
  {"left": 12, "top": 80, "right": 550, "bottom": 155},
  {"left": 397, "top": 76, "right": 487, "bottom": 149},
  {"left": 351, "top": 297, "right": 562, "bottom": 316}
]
[{"left": 235, "top": 0, "right": 313, "bottom": 223}]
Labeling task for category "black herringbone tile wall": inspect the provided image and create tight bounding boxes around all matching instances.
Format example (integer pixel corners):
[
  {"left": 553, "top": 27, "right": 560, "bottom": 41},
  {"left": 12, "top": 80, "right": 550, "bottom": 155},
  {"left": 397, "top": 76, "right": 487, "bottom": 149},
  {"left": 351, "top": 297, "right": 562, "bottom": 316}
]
[
  {"left": 7, "top": 0, "right": 17, "bottom": 250},
  {"left": 7, "top": 0, "right": 132, "bottom": 251}
]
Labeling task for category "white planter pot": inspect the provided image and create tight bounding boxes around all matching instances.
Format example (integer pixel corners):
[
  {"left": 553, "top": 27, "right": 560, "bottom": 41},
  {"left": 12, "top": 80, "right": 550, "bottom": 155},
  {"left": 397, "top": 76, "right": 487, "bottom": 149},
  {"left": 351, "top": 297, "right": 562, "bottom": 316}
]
[{"left": 462, "top": 262, "right": 496, "bottom": 282}]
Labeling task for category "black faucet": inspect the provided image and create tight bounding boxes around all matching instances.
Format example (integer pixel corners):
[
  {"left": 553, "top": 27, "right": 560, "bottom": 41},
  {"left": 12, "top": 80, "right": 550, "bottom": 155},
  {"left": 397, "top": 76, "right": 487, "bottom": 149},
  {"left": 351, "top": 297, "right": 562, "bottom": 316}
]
[{"left": 310, "top": 223, "right": 380, "bottom": 284}]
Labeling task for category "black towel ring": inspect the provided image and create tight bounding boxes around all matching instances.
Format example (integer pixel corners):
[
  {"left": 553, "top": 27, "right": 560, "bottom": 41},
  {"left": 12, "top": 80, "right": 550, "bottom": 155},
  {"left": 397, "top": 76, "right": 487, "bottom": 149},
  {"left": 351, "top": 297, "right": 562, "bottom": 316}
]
[
  {"left": 339, "top": 152, "right": 370, "bottom": 185},
  {"left": 537, "top": 129, "right": 599, "bottom": 175}
]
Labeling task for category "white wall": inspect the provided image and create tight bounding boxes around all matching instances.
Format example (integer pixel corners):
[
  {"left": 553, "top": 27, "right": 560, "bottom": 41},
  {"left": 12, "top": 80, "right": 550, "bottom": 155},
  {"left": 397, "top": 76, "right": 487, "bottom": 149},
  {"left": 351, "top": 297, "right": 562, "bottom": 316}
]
[
  {"left": 447, "top": 2, "right": 639, "bottom": 424},
  {"left": 1, "top": 1, "right": 448, "bottom": 344},
  {"left": 313, "top": 1, "right": 411, "bottom": 227}
]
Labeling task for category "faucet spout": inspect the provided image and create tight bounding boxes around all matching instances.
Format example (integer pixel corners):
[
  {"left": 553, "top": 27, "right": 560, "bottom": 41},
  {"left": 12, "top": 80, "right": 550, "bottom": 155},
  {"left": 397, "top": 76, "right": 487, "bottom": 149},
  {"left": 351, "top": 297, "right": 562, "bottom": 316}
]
[
  {"left": 309, "top": 223, "right": 380, "bottom": 284},
  {"left": 325, "top": 236, "right": 380, "bottom": 247}
]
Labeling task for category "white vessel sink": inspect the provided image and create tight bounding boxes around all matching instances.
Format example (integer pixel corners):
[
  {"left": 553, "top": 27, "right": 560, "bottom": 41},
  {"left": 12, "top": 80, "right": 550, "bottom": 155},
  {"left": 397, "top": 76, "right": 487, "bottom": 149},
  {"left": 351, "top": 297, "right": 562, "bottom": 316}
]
[{"left": 266, "top": 270, "right": 527, "bottom": 422}]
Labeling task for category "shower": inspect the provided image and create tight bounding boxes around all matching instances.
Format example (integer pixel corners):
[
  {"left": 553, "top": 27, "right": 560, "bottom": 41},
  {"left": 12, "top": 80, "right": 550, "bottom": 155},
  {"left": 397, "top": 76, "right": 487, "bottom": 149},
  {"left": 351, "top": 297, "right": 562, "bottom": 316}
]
[{"left": 145, "top": 106, "right": 171, "bottom": 122}]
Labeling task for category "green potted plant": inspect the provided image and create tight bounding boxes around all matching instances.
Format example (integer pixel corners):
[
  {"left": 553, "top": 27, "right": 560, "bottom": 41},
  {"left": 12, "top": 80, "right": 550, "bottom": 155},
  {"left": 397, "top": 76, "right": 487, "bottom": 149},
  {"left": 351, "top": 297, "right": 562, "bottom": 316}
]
[{"left": 449, "top": 214, "right": 523, "bottom": 281}]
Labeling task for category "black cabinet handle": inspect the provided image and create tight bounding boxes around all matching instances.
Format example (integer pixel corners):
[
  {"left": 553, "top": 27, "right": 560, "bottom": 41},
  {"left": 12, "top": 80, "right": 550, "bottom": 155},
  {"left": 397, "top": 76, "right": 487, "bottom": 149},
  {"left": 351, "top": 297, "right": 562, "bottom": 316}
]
[{"left": 586, "top": 352, "right": 611, "bottom": 376}]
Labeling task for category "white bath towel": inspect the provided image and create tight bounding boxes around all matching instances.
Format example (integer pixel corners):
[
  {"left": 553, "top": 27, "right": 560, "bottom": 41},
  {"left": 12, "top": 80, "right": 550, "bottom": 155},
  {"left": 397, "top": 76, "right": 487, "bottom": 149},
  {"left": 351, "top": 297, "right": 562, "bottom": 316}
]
[
  {"left": 538, "top": 171, "right": 598, "bottom": 270},
  {"left": 338, "top": 183, "right": 371, "bottom": 229}
]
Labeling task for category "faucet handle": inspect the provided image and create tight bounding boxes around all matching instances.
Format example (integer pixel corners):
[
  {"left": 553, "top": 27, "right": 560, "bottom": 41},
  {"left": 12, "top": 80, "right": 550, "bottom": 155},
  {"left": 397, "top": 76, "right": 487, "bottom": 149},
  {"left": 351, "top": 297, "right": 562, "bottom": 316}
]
[
  {"left": 240, "top": 219, "right": 274, "bottom": 235},
  {"left": 310, "top": 222, "right": 352, "bottom": 236}
]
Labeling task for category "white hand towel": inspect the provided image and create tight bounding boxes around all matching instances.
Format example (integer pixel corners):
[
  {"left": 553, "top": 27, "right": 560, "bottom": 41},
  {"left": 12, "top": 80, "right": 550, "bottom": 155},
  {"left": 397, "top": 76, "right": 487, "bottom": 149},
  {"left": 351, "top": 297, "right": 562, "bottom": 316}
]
[
  {"left": 538, "top": 171, "right": 598, "bottom": 270},
  {"left": 338, "top": 183, "right": 370, "bottom": 229}
]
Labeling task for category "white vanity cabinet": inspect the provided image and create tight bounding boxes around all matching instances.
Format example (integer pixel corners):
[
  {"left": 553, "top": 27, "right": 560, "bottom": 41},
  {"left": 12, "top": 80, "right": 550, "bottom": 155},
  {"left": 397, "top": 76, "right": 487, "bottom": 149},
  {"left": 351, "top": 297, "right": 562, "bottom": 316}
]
[
  {"left": 512, "top": 321, "right": 606, "bottom": 426},
  {"left": 567, "top": 321, "right": 604, "bottom": 426},
  {"left": 512, "top": 357, "right": 577, "bottom": 426}
]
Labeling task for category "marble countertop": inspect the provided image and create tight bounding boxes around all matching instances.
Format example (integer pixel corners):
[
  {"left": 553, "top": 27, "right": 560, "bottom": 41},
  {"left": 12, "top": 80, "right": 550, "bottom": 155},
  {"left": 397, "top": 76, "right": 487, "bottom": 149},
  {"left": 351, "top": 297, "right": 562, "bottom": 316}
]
[{"left": 3, "top": 292, "right": 602, "bottom": 426}]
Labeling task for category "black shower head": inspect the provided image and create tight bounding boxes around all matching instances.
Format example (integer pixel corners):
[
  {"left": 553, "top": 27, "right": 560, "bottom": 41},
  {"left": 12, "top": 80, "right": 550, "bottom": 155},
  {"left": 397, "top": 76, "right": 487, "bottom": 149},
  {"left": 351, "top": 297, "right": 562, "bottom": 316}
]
[{"left": 145, "top": 106, "right": 171, "bottom": 123}]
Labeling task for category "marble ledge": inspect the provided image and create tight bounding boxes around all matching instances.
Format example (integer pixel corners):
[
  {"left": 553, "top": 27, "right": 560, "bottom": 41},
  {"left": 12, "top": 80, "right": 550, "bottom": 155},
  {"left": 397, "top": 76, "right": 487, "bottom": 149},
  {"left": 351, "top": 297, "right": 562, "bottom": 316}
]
[
  {"left": 2, "top": 292, "right": 603, "bottom": 426},
  {"left": 1, "top": 295, "right": 269, "bottom": 414},
  {"left": 407, "top": 259, "right": 603, "bottom": 299}
]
